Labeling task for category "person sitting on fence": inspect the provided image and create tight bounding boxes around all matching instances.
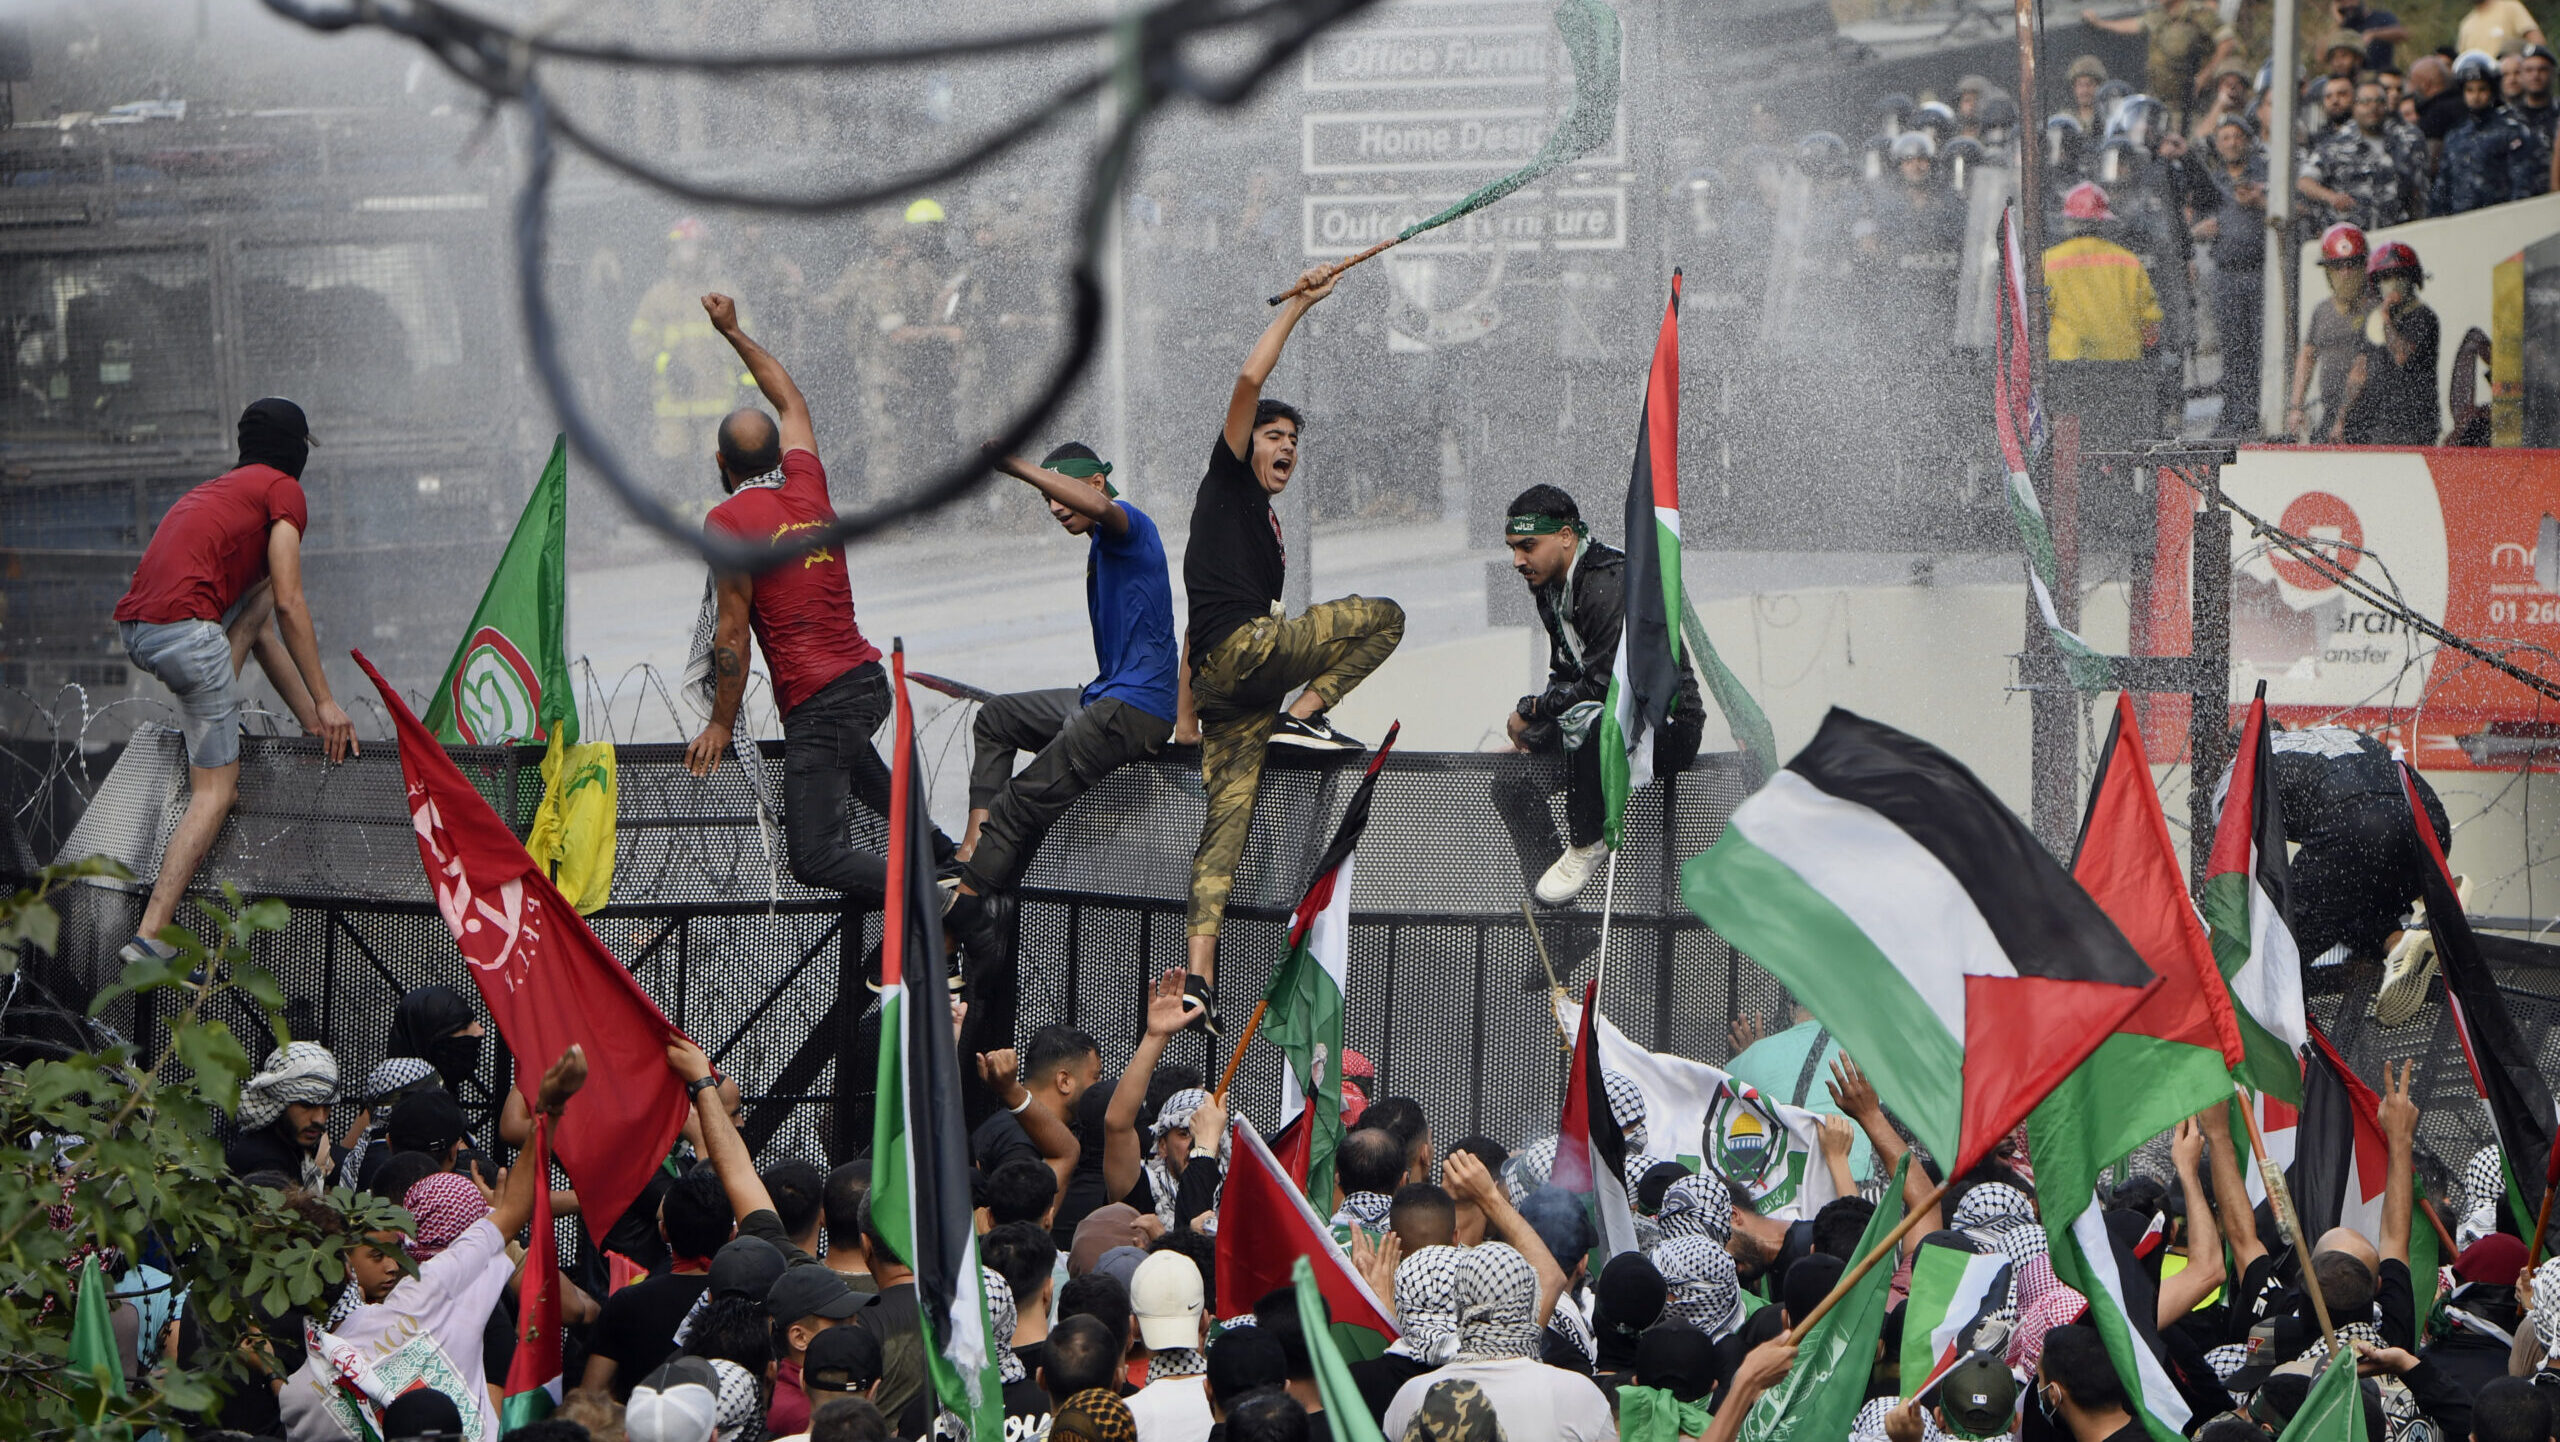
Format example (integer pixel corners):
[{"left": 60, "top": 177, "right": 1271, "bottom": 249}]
[
  {"left": 1489, "top": 484, "right": 1704, "bottom": 913},
  {"left": 950, "top": 442, "right": 1181, "bottom": 1035},
  {"left": 111, "top": 397, "right": 360, "bottom": 969}
]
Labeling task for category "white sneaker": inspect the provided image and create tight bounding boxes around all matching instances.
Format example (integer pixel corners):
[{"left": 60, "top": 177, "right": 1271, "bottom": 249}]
[
  {"left": 2374, "top": 873, "right": 2472, "bottom": 1027},
  {"left": 1534, "top": 842, "right": 1609, "bottom": 907}
]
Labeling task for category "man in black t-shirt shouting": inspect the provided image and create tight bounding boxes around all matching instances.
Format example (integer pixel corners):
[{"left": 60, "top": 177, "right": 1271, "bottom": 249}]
[{"left": 1180, "top": 264, "right": 1405, "bottom": 1030}]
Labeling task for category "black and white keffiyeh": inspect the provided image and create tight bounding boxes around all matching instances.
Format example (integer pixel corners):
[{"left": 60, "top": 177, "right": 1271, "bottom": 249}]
[
  {"left": 1388, "top": 1245, "right": 1465, "bottom": 1364},
  {"left": 1454, "top": 1243, "right": 1544, "bottom": 1361},
  {"left": 1655, "top": 1172, "right": 1731, "bottom": 1246},
  {"left": 1652, "top": 1236, "right": 1742, "bottom": 1339}
]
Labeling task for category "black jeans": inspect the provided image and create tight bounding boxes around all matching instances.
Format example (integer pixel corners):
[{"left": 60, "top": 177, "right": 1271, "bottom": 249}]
[
  {"left": 1491, "top": 707, "right": 1704, "bottom": 886},
  {"left": 963, "top": 687, "right": 1173, "bottom": 893},
  {"left": 780, "top": 663, "right": 952, "bottom": 901}
]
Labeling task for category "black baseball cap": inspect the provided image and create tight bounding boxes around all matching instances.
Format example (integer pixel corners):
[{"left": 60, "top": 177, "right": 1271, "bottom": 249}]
[
  {"left": 765, "top": 1262, "right": 864, "bottom": 1323},
  {"left": 707, "top": 1236, "right": 787, "bottom": 1304},
  {"left": 804, "top": 1323, "right": 884, "bottom": 1393},
  {"left": 1938, "top": 1352, "right": 2019, "bottom": 1439}
]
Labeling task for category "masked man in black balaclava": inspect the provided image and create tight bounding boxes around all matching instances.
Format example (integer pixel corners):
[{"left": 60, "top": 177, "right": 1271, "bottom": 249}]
[{"left": 112, "top": 398, "right": 359, "bottom": 968}]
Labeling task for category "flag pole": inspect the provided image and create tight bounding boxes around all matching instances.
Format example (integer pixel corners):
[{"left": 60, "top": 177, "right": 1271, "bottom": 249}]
[
  {"left": 1212, "top": 1000, "right": 1271, "bottom": 1104},
  {"left": 1522, "top": 902, "right": 1573, "bottom": 1050},
  {"left": 1594, "top": 849, "right": 1621, "bottom": 1000},
  {"left": 1781, "top": 1155, "right": 1944, "bottom": 1343},
  {"left": 2232, "top": 1079, "right": 2341, "bottom": 1354}
]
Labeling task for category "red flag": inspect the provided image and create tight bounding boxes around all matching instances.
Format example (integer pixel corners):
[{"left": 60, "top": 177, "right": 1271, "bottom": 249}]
[
  {"left": 356, "top": 650, "right": 689, "bottom": 1239},
  {"left": 1267, "top": 1107, "right": 1313, "bottom": 1193},
  {"left": 1214, "top": 1117, "right": 1397, "bottom": 1338},
  {"left": 500, "top": 1114, "right": 563, "bottom": 1428}
]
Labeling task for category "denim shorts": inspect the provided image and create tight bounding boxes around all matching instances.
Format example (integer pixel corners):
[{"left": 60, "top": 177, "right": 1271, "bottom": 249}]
[{"left": 120, "top": 617, "right": 242, "bottom": 768}]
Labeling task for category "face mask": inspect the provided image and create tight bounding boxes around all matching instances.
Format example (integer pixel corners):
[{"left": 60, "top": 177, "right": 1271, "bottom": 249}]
[
  {"left": 2036, "top": 1385, "right": 2062, "bottom": 1425},
  {"left": 430, "top": 1033, "right": 483, "bottom": 1091}
]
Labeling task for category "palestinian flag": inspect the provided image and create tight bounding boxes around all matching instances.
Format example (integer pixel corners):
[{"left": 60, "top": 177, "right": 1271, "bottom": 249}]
[
  {"left": 1294, "top": 1258, "right": 1391, "bottom": 1442},
  {"left": 2032, "top": 694, "right": 2247, "bottom": 1209},
  {"left": 500, "top": 1114, "right": 563, "bottom": 1430},
  {"left": 869, "top": 645, "right": 1003, "bottom": 1439},
  {"left": 1598, "top": 270, "right": 1684, "bottom": 849},
  {"left": 1736, "top": 1165, "right": 1908, "bottom": 1442},
  {"left": 2053, "top": 1203, "right": 2192, "bottom": 1442},
  {"left": 2030, "top": 695, "right": 2246, "bottom": 1438},
  {"left": 1554, "top": 980, "right": 1639, "bottom": 1273},
  {"left": 2297, "top": 1026, "right": 2438, "bottom": 1338},
  {"left": 2204, "top": 686, "right": 2308, "bottom": 1104},
  {"left": 1262, "top": 724, "right": 1399, "bottom": 1212},
  {"left": 2401, "top": 759, "right": 2558, "bottom": 1234},
  {"left": 1214, "top": 1113, "right": 1398, "bottom": 1339},
  {"left": 1995, "top": 205, "right": 2110, "bottom": 688},
  {"left": 1682, "top": 707, "right": 2159, "bottom": 1177},
  {"left": 1899, "top": 1242, "right": 2013, "bottom": 1395}
]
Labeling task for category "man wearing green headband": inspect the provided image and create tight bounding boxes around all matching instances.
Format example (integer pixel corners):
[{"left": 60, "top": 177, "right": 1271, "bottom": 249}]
[
  {"left": 1493, "top": 484, "right": 1702, "bottom": 910},
  {"left": 952, "top": 442, "right": 1178, "bottom": 1031}
]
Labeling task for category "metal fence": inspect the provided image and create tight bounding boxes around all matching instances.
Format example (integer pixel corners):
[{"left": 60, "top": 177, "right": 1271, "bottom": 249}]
[{"left": 16, "top": 727, "right": 2550, "bottom": 1222}]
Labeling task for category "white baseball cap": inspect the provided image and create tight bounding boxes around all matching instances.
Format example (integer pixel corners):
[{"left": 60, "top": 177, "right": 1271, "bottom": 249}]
[
  {"left": 1131, "top": 1250, "right": 1206, "bottom": 1351},
  {"left": 624, "top": 1358, "right": 720, "bottom": 1442}
]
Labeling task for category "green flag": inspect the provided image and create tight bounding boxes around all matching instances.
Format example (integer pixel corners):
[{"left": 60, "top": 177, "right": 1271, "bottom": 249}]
[
  {"left": 2277, "top": 1355, "right": 2369, "bottom": 1442},
  {"left": 69, "top": 1252, "right": 126, "bottom": 1400},
  {"left": 1735, "top": 1163, "right": 1907, "bottom": 1442},
  {"left": 423, "top": 435, "right": 577, "bottom": 748},
  {"left": 1293, "top": 1256, "right": 1387, "bottom": 1442}
]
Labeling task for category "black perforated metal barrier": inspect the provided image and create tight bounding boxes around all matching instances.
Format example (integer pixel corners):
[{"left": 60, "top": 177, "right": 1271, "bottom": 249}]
[{"left": 19, "top": 729, "right": 2530, "bottom": 1230}]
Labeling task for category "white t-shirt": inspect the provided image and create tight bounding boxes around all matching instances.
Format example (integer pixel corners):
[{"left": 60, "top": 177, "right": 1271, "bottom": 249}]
[
  {"left": 1383, "top": 1356, "right": 1619, "bottom": 1442},
  {"left": 278, "top": 1217, "right": 516, "bottom": 1442},
  {"left": 1123, "top": 1374, "right": 1213, "bottom": 1442}
]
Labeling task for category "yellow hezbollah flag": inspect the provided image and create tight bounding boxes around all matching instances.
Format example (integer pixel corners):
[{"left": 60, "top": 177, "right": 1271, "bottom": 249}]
[{"left": 526, "top": 729, "right": 616, "bottom": 914}]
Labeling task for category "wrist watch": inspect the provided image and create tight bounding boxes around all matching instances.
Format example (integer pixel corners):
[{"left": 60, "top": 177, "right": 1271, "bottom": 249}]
[{"left": 686, "top": 1073, "right": 725, "bottom": 1101}]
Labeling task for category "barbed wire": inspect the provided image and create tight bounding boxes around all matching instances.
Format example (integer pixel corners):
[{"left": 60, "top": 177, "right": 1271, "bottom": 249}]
[{"left": 252, "top": 0, "right": 1384, "bottom": 576}]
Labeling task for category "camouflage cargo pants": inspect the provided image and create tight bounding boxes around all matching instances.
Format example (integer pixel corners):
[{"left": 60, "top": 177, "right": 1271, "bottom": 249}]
[{"left": 1188, "top": 595, "right": 1405, "bottom": 937}]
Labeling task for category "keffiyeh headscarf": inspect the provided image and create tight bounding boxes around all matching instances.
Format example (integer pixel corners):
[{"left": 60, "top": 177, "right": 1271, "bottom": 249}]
[
  {"left": 401, "top": 1173, "right": 488, "bottom": 1260},
  {"left": 1057, "top": 1387, "right": 1138, "bottom": 1442},
  {"left": 1505, "top": 1136, "right": 1558, "bottom": 1204},
  {"left": 1388, "top": 1245, "right": 1465, "bottom": 1364},
  {"left": 238, "top": 1043, "right": 340, "bottom": 1132},
  {"left": 1332, "top": 1190, "right": 1394, "bottom": 1233},
  {"left": 2461, "top": 1145, "right": 2507, "bottom": 1249},
  {"left": 1652, "top": 1236, "right": 1742, "bottom": 1338},
  {"left": 1954, "top": 1183, "right": 2046, "bottom": 1276},
  {"left": 2529, "top": 1256, "right": 2560, "bottom": 1361},
  {"left": 983, "top": 1267, "right": 1026, "bottom": 1384},
  {"left": 708, "top": 1357, "right": 765, "bottom": 1442},
  {"left": 1454, "top": 1243, "right": 1544, "bottom": 1360},
  {"left": 1604, "top": 1070, "right": 1650, "bottom": 1154},
  {"left": 1655, "top": 1172, "right": 1731, "bottom": 1246},
  {"left": 2006, "top": 1254, "right": 2086, "bottom": 1369},
  {"left": 1142, "top": 1088, "right": 1212, "bottom": 1230}
]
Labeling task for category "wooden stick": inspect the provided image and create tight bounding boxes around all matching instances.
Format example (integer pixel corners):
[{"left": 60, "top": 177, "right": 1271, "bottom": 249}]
[
  {"left": 2232, "top": 1080, "right": 2339, "bottom": 1355},
  {"left": 1267, "top": 237, "right": 1397, "bottom": 306},
  {"left": 1522, "top": 902, "right": 1573, "bottom": 1049},
  {"left": 1211, "top": 998, "right": 1272, "bottom": 1103},
  {"left": 1783, "top": 1158, "right": 1942, "bottom": 1344}
]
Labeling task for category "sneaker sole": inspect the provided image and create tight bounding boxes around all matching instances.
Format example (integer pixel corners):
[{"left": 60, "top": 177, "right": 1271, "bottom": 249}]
[{"left": 1268, "top": 733, "right": 1360, "bottom": 750}]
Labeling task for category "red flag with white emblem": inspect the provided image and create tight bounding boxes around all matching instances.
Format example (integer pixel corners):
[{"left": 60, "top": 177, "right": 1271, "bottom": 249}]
[{"left": 357, "top": 650, "right": 690, "bottom": 1239}]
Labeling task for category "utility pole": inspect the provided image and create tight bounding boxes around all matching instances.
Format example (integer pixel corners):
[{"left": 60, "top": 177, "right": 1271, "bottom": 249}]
[
  {"left": 2018, "top": 0, "right": 2081, "bottom": 852},
  {"left": 2259, "top": 0, "right": 2301, "bottom": 436}
]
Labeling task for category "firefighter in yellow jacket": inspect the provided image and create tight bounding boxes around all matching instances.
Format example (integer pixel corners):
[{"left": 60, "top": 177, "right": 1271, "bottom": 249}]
[
  {"left": 2042, "top": 182, "right": 2166, "bottom": 448},
  {"left": 629, "top": 218, "right": 754, "bottom": 465}
]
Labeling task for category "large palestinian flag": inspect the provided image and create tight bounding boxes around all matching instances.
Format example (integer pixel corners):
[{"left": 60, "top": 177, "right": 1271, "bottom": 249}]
[
  {"left": 2296, "top": 1026, "right": 2439, "bottom": 1339},
  {"left": 2400, "top": 759, "right": 2558, "bottom": 1234},
  {"left": 2204, "top": 686, "right": 2308, "bottom": 1104},
  {"left": 1262, "top": 723, "right": 1399, "bottom": 1212},
  {"left": 1683, "top": 708, "right": 2159, "bottom": 1177},
  {"left": 870, "top": 646, "right": 1003, "bottom": 1439},
  {"left": 1554, "top": 980, "right": 1639, "bottom": 1273},
  {"left": 1598, "top": 270, "right": 1684, "bottom": 849},
  {"left": 1215, "top": 1115, "right": 1398, "bottom": 1340}
]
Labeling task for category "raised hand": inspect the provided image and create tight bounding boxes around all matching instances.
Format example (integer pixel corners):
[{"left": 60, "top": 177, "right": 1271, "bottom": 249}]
[
  {"left": 1826, "top": 1054, "right": 1882, "bottom": 1122},
  {"left": 700, "top": 292, "right": 739, "bottom": 332},
  {"left": 2379, "top": 1058, "right": 2419, "bottom": 1145},
  {"left": 1144, "top": 968, "right": 1191, "bottom": 1040}
]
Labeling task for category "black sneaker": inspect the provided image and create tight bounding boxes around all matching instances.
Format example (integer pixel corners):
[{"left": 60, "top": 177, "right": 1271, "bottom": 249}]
[
  {"left": 945, "top": 888, "right": 1010, "bottom": 970},
  {"left": 1270, "top": 711, "right": 1361, "bottom": 751},
  {"left": 1181, "top": 973, "right": 1224, "bottom": 1037}
]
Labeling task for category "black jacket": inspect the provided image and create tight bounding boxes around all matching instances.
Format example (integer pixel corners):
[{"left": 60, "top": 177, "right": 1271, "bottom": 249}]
[{"left": 1518, "top": 538, "right": 1703, "bottom": 739}]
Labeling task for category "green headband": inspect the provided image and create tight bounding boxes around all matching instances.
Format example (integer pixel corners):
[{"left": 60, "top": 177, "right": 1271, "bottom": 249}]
[
  {"left": 1050, "top": 456, "right": 1117, "bottom": 498},
  {"left": 1506, "top": 513, "right": 1585, "bottom": 537}
]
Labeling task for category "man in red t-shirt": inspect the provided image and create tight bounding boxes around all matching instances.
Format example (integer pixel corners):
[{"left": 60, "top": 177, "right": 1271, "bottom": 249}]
[
  {"left": 680, "top": 295, "right": 988, "bottom": 965},
  {"left": 111, "top": 398, "right": 359, "bottom": 964}
]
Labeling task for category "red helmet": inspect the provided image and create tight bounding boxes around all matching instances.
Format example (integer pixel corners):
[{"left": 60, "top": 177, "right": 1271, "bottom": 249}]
[
  {"left": 2062, "top": 181, "right": 2114, "bottom": 220},
  {"left": 2319, "top": 223, "right": 2369, "bottom": 264},
  {"left": 2367, "top": 240, "right": 2422, "bottom": 279}
]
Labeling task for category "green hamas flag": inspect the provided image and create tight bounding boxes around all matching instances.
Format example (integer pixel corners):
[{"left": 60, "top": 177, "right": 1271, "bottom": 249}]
[
  {"left": 2277, "top": 1355, "right": 2368, "bottom": 1442},
  {"left": 424, "top": 435, "right": 577, "bottom": 747},
  {"left": 1736, "top": 1163, "right": 1906, "bottom": 1442},
  {"left": 68, "top": 1252, "right": 126, "bottom": 1401}
]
